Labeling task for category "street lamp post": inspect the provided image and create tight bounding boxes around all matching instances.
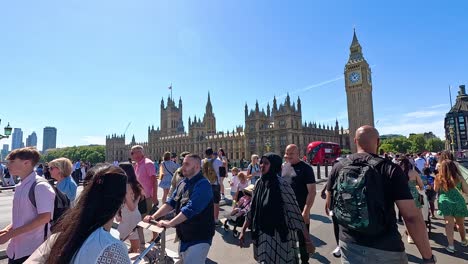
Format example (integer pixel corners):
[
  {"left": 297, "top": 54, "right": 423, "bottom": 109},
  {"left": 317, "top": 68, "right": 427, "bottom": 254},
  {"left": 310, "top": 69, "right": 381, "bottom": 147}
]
[
  {"left": 449, "top": 125, "right": 455, "bottom": 154},
  {"left": 0, "top": 119, "right": 12, "bottom": 140},
  {"left": 265, "top": 139, "right": 271, "bottom": 153}
]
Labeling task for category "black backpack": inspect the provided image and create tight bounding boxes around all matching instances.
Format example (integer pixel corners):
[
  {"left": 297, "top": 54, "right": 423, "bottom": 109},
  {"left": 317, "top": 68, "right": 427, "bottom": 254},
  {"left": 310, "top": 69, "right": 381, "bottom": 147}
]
[
  {"left": 332, "top": 157, "right": 388, "bottom": 235},
  {"left": 29, "top": 177, "right": 71, "bottom": 233}
]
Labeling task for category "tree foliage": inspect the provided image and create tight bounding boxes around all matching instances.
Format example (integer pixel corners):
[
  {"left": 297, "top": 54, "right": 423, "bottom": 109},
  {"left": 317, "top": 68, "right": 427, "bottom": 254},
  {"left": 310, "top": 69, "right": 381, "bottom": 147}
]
[
  {"left": 425, "top": 138, "right": 445, "bottom": 152},
  {"left": 379, "top": 133, "right": 445, "bottom": 154},
  {"left": 42, "top": 145, "right": 105, "bottom": 164},
  {"left": 341, "top": 148, "right": 352, "bottom": 154},
  {"left": 408, "top": 134, "right": 426, "bottom": 153}
]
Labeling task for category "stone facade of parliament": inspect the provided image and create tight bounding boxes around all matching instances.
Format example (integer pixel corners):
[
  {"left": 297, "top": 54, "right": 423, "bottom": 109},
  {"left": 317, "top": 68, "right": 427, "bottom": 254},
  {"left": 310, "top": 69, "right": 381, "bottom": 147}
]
[
  {"left": 106, "top": 93, "right": 349, "bottom": 163},
  {"left": 106, "top": 31, "right": 377, "bottom": 162}
]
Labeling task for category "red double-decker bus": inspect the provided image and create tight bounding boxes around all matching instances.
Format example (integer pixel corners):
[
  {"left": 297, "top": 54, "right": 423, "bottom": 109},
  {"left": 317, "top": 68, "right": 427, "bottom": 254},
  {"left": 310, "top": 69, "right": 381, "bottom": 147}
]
[{"left": 306, "top": 141, "right": 341, "bottom": 165}]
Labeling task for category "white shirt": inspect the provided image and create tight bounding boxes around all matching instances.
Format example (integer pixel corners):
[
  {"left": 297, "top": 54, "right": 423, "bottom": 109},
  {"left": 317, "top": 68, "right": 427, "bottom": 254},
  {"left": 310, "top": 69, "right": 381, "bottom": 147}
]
[
  {"left": 414, "top": 157, "right": 426, "bottom": 172},
  {"left": 230, "top": 175, "right": 239, "bottom": 193},
  {"left": 26, "top": 227, "right": 130, "bottom": 264},
  {"left": 8, "top": 172, "right": 55, "bottom": 260}
]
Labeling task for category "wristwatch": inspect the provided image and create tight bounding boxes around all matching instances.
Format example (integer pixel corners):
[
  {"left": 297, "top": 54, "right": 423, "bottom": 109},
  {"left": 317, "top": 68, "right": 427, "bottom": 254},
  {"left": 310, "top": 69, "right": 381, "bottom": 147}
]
[{"left": 422, "top": 254, "right": 436, "bottom": 263}]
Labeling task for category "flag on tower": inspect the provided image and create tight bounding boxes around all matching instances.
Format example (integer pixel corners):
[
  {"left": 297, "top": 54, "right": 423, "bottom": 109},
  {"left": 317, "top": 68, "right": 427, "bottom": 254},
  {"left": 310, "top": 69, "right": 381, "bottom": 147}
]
[{"left": 168, "top": 84, "right": 172, "bottom": 90}]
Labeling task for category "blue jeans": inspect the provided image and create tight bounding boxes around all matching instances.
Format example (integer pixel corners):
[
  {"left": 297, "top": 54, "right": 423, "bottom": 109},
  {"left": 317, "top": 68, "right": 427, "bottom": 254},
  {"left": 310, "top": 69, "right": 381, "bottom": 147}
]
[
  {"left": 179, "top": 243, "right": 211, "bottom": 264},
  {"left": 340, "top": 241, "right": 408, "bottom": 264}
]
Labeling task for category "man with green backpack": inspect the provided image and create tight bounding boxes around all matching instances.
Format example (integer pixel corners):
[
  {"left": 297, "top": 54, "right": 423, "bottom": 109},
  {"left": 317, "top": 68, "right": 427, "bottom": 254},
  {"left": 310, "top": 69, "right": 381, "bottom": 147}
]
[{"left": 325, "top": 126, "right": 436, "bottom": 264}]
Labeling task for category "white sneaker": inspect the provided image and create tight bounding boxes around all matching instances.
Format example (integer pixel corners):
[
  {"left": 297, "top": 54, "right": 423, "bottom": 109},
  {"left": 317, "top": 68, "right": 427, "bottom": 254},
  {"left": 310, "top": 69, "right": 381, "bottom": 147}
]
[
  {"left": 332, "top": 246, "right": 341, "bottom": 258},
  {"left": 445, "top": 245, "right": 455, "bottom": 253}
]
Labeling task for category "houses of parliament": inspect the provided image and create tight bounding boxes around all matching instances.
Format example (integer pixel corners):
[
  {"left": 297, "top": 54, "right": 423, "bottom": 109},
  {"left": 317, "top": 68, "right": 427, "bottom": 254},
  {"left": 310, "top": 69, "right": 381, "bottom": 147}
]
[{"left": 106, "top": 31, "right": 375, "bottom": 162}]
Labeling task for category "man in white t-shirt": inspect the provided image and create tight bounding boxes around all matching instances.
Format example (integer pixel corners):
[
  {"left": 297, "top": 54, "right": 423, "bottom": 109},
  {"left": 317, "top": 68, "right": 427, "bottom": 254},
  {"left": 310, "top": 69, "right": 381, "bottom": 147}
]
[{"left": 414, "top": 153, "right": 426, "bottom": 173}]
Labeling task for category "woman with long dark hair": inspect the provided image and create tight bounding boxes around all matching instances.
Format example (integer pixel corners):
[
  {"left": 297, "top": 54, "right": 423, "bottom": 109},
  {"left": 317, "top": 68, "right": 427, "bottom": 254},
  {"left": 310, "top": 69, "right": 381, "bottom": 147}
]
[
  {"left": 26, "top": 164, "right": 130, "bottom": 264},
  {"left": 239, "top": 153, "right": 314, "bottom": 263},
  {"left": 118, "top": 162, "right": 144, "bottom": 253}
]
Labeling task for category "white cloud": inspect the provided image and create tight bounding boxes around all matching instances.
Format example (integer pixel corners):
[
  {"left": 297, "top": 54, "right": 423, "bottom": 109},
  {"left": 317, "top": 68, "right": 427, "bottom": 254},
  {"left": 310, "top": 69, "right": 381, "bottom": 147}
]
[
  {"left": 378, "top": 104, "right": 447, "bottom": 139},
  {"left": 428, "top": 104, "right": 449, "bottom": 109},
  {"left": 260, "top": 75, "right": 344, "bottom": 106},
  {"left": 81, "top": 136, "right": 106, "bottom": 145},
  {"left": 378, "top": 120, "right": 445, "bottom": 139},
  {"left": 404, "top": 110, "right": 445, "bottom": 118}
]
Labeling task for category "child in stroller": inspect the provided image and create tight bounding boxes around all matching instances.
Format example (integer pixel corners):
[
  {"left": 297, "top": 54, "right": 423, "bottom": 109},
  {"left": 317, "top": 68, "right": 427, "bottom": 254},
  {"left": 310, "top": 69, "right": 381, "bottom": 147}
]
[{"left": 223, "top": 184, "right": 254, "bottom": 237}]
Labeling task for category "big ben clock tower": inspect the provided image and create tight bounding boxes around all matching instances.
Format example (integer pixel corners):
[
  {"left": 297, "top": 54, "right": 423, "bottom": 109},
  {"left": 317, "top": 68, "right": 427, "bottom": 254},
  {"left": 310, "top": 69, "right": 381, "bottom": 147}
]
[{"left": 345, "top": 29, "right": 375, "bottom": 152}]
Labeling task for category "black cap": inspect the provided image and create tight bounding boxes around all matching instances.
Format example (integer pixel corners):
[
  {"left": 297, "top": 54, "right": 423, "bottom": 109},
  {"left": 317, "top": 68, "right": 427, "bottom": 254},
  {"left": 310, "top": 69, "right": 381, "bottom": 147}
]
[
  {"left": 179, "top": 151, "right": 191, "bottom": 160},
  {"left": 205, "top": 147, "right": 213, "bottom": 156}
]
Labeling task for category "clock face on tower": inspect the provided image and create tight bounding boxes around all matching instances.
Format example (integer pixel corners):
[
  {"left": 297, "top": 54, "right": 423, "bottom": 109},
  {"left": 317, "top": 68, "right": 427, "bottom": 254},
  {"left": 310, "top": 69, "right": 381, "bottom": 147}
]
[{"left": 349, "top": 71, "right": 361, "bottom": 84}]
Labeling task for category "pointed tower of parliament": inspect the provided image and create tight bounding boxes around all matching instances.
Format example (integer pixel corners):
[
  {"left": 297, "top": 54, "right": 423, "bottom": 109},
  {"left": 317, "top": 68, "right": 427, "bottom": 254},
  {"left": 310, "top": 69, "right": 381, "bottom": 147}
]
[{"left": 344, "top": 30, "right": 375, "bottom": 152}]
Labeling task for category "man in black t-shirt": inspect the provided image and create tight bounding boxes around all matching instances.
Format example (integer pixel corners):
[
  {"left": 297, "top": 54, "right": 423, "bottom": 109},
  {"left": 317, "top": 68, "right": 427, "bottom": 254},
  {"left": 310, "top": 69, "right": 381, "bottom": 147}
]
[
  {"left": 284, "top": 144, "right": 316, "bottom": 263},
  {"left": 325, "top": 126, "right": 435, "bottom": 264}
]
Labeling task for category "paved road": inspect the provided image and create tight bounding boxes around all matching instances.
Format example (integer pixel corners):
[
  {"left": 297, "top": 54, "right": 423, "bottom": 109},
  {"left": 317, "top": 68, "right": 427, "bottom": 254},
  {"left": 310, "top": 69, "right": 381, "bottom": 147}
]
[{"left": 1, "top": 175, "right": 467, "bottom": 263}]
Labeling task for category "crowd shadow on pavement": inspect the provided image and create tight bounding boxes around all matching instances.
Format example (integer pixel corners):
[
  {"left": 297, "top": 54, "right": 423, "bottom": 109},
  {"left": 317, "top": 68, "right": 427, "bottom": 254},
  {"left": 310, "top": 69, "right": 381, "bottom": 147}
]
[
  {"left": 218, "top": 226, "right": 249, "bottom": 247},
  {"left": 310, "top": 234, "right": 328, "bottom": 248},
  {"left": 432, "top": 246, "right": 468, "bottom": 261},
  {"left": 310, "top": 252, "right": 332, "bottom": 264},
  {"left": 205, "top": 259, "right": 218, "bottom": 264},
  {"left": 406, "top": 253, "right": 421, "bottom": 263},
  {"left": 429, "top": 231, "right": 468, "bottom": 261},
  {"left": 429, "top": 221, "right": 444, "bottom": 228},
  {"left": 310, "top": 214, "right": 332, "bottom": 224}
]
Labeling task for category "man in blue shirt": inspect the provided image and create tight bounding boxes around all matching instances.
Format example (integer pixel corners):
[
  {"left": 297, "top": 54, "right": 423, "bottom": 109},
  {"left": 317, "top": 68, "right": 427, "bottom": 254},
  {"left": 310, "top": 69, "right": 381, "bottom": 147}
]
[{"left": 144, "top": 154, "right": 214, "bottom": 263}]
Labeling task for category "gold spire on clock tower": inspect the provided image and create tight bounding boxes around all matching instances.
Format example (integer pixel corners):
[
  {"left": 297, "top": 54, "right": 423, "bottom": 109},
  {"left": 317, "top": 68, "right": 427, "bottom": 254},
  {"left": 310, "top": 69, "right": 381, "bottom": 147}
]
[{"left": 345, "top": 29, "right": 375, "bottom": 152}]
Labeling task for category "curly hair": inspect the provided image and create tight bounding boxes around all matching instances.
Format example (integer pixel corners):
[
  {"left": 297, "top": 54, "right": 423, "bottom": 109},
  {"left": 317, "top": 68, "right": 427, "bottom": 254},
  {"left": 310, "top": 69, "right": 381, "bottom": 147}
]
[{"left": 435, "top": 160, "right": 460, "bottom": 192}]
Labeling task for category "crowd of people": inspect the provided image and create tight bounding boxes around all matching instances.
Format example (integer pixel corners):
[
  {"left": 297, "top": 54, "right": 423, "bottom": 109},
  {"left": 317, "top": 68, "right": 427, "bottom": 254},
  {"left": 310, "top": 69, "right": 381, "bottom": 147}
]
[{"left": 0, "top": 125, "right": 466, "bottom": 263}]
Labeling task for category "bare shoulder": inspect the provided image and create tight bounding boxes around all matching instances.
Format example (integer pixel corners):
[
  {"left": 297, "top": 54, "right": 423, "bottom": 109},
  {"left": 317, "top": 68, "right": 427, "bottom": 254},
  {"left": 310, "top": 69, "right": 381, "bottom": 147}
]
[{"left": 409, "top": 169, "right": 420, "bottom": 179}]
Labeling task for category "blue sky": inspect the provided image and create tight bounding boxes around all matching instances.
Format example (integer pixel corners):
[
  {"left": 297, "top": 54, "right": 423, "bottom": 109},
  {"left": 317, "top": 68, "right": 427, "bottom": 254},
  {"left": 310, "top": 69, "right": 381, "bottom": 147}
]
[{"left": 0, "top": 0, "right": 466, "bottom": 150}]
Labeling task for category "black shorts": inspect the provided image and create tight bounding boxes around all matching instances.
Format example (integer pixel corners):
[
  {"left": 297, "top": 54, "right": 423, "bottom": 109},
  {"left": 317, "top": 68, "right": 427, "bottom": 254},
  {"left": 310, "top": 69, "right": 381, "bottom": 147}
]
[
  {"left": 211, "top": 184, "right": 221, "bottom": 204},
  {"left": 219, "top": 167, "right": 227, "bottom": 178}
]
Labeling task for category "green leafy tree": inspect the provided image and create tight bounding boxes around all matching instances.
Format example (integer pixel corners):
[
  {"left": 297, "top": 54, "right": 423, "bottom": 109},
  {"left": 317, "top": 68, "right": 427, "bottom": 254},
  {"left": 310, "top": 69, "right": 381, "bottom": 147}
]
[
  {"left": 425, "top": 138, "right": 445, "bottom": 152},
  {"left": 387, "top": 137, "right": 412, "bottom": 153},
  {"left": 341, "top": 148, "right": 352, "bottom": 154},
  {"left": 42, "top": 145, "right": 105, "bottom": 164},
  {"left": 379, "top": 143, "right": 395, "bottom": 153},
  {"left": 408, "top": 134, "right": 426, "bottom": 153}
]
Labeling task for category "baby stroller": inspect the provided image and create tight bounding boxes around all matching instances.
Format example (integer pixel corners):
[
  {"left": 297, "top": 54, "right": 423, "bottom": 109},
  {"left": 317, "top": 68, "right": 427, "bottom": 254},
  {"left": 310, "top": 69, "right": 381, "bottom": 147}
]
[{"left": 223, "top": 184, "right": 254, "bottom": 237}]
